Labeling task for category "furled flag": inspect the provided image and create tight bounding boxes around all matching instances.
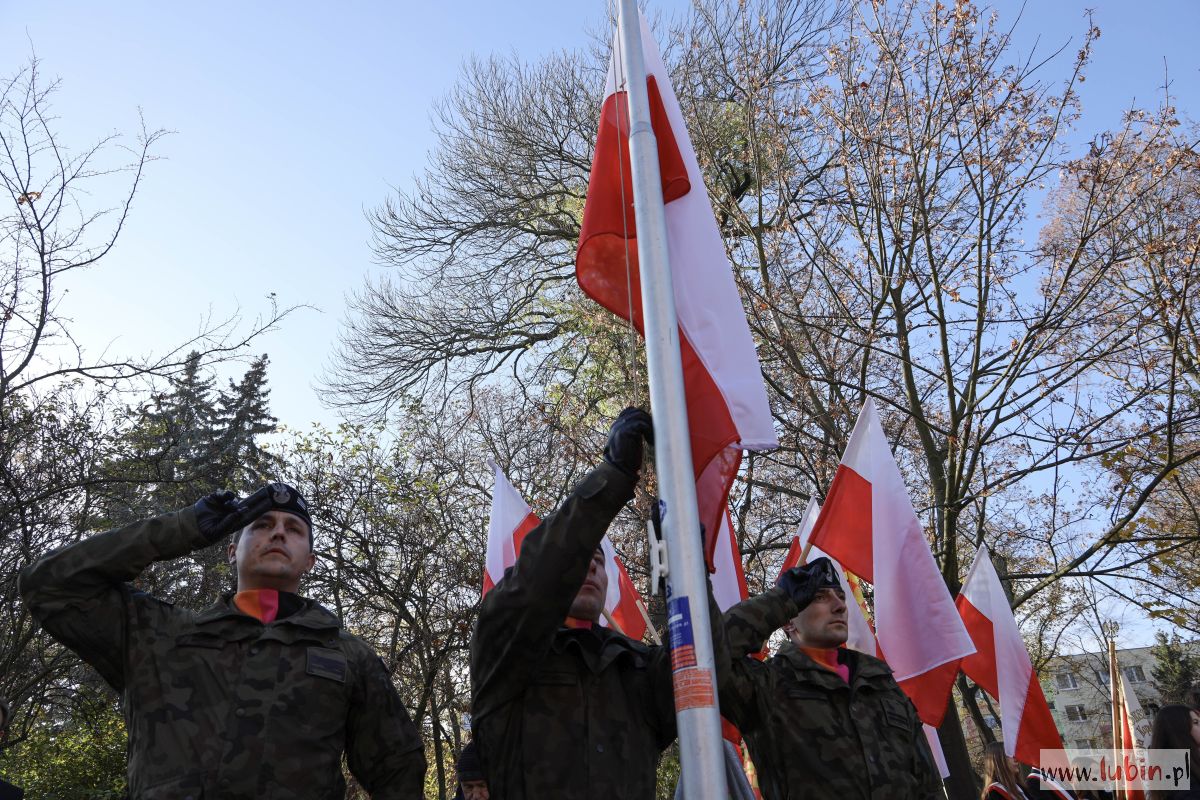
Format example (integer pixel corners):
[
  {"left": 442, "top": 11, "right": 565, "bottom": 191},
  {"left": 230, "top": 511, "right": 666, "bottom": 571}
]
[
  {"left": 1119, "top": 668, "right": 1152, "bottom": 800},
  {"left": 956, "top": 545, "right": 1063, "bottom": 766},
  {"left": 575, "top": 11, "right": 777, "bottom": 566},
  {"left": 807, "top": 399, "right": 975, "bottom": 726},
  {"left": 783, "top": 499, "right": 949, "bottom": 778},
  {"left": 484, "top": 460, "right": 647, "bottom": 640}
]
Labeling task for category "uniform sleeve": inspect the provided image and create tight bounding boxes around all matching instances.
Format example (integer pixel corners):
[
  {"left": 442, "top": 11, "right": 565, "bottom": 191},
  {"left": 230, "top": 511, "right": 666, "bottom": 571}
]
[
  {"left": 470, "top": 463, "right": 636, "bottom": 719},
  {"left": 17, "top": 508, "right": 207, "bottom": 689},
  {"left": 716, "top": 588, "right": 797, "bottom": 734},
  {"left": 346, "top": 653, "right": 427, "bottom": 799},
  {"left": 722, "top": 587, "right": 797, "bottom": 657}
]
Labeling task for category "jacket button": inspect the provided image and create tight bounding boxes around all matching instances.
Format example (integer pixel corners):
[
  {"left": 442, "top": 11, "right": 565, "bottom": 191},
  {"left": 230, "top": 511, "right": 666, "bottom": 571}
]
[
  {"left": 250, "top": 646, "right": 260, "bottom": 655},
  {"left": 597, "top": 744, "right": 605, "bottom": 753},
  {"left": 235, "top": 708, "right": 246, "bottom": 717}
]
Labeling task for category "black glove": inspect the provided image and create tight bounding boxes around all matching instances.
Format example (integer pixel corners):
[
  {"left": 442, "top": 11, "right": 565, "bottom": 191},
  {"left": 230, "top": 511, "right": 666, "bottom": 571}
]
[
  {"left": 775, "top": 556, "right": 840, "bottom": 611},
  {"left": 193, "top": 489, "right": 273, "bottom": 543},
  {"left": 603, "top": 407, "right": 654, "bottom": 478}
]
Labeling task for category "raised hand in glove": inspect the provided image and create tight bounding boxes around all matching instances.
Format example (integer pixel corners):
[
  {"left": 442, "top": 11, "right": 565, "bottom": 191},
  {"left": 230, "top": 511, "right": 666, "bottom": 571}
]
[
  {"left": 775, "top": 556, "right": 841, "bottom": 611},
  {"left": 193, "top": 489, "right": 273, "bottom": 543},
  {"left": 602, "top": 406, "right": 654, "bottom": 478}
]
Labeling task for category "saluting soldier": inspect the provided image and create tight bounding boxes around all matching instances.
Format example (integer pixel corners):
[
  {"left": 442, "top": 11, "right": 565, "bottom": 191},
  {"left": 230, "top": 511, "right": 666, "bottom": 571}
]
[
  {"left": 19, "top": 483, "right": 426, "bottom": 799},
  {"left": 720, "top": 557, "right": 943, "bottom": 800},
  {"left": 470, "top": 408, "right": 728, "bottom": 799}
]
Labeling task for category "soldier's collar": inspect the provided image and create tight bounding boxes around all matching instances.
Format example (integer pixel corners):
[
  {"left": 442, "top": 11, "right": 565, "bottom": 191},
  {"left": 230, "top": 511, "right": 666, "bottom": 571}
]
[{"left": 197, "top": 593, "right": 341, "bottom": 631}]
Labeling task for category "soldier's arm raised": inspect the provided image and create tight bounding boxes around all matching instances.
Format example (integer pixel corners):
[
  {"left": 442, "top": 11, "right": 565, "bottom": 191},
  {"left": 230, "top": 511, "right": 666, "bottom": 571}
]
[
  {"left": 722, "top": 587, "right": 798, "bottom": 657},
  {"left": 470, "top": 462, "right": 637, "bottom": 716},
  {"left": 17, "top": 507, "right": 211, "bottom": 689},
  {"left": 346, "top": 650, "right": 427, "bottom": 799}
]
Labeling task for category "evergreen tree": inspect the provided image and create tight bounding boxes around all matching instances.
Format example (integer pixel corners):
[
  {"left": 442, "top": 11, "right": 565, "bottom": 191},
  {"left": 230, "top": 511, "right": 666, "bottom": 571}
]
[
  {"left": 212, "top": 354, "right": 279, "bottom": 491},
  {"left": 1150, "top": 632, "right": 1200, "bottom": 704}
]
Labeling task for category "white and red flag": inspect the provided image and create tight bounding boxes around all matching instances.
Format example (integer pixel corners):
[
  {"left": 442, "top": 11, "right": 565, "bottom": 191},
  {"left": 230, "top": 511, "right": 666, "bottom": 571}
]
[
  {"left": 956, "top": 545, "right": 1062, "bottom": 766},
  {"left": 807, "top": 399, "right": 974, "bottom": 726},
  {"left": 576, "top": 12, "right": 776, "bottom": 566},
  {"left": 1119, "top": 668, "right": 1151, "bottom": 800},
  {"left": 484, "top": 460, "right": 647, "bottom": 640}
]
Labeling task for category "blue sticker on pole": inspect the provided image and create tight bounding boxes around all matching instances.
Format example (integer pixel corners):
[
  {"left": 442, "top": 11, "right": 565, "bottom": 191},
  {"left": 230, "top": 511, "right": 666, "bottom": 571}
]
[{"left": 667, "top": 595, "right": 696, "bottom": 672}]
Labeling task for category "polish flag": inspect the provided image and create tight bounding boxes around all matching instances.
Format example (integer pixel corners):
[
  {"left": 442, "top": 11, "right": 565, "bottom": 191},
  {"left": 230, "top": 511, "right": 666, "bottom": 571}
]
[
  {"left": 711, "top": 509, "right": 749, "bottom": 613},
  {"left": 807, "top": 399, "right": 974, "bottom": 726},
  {"left": 576, "top": 12, "right": 777, "bottom": 566},
  {"left": 484, "top": 460, "right": 647, "bottom": 640},
  {"left": 956, "top": 545, "right": 1062, "bottom": 766},
  {"left": 784, "top": 500, "right": 949, "bottom": 778},
  {"left": 1119, "top": 669, "right": 1151, "bottom": 800}
]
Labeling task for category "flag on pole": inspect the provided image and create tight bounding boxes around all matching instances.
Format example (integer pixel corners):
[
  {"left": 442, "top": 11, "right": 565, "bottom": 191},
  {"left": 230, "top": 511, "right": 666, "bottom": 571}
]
[
  {"left": 484, "top": 460, "right": 647, "bottom": 640},
  {"left": 576, "top": 11, "right": 776, "bottom": 567},
  {"left": 1119, "top": 668, "right": 1151, "bottom": 800},
  {"left": 956, "top": 545, "right": 1062, "bottom": 766},
  {"left": 807, "top": 399, "right": 974, "bottom": 726}
]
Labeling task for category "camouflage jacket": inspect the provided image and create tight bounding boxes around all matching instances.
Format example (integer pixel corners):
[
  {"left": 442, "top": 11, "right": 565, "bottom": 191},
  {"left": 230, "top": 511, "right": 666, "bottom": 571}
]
[
  {"left": 720, "top": 588, "right": 943, "bottom": 800},
  {"left": 18, "top": 508, "right": 425, "bottom": 800},
  {"left": 470, "top": 463, "right": 728, "bottom": 800}
]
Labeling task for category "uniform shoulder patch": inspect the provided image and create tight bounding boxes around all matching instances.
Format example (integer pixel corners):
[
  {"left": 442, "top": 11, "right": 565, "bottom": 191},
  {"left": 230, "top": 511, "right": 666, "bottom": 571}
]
[{"left": 306, "top": 647, "right": 348, "bottom": 683}]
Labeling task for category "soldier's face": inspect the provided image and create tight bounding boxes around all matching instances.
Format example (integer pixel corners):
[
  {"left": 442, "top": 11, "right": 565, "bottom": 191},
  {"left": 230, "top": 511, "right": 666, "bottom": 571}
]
[
  {"left": 568, "top": 548, "right": 608, "bottom": 622},
  {"left": 226, "top": 510, "right": 315, "bottom": 592},
  {"left": 789, "top": 587, "right": 848, "bottom": 649},
  {"left": 461, "top": 780, "right": 489, "bottom": 800}
]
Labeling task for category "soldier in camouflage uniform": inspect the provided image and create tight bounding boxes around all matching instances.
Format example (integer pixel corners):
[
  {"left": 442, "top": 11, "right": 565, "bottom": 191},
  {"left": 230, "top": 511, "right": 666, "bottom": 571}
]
[
  {"left": 19, "top": 483, "right": 425, "bottom": 799},
  {"left": 470, "top": 408, "right": 727, "bottom": 799},
  {"left": 720, "top": 557, "right": 943, "bottom": 800}
]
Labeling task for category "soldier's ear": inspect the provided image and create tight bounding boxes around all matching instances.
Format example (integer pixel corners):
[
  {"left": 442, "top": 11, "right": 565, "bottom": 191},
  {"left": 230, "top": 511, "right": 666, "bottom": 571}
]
[{"left": 226, "top": 540, "right": 238, "bottom": 568}]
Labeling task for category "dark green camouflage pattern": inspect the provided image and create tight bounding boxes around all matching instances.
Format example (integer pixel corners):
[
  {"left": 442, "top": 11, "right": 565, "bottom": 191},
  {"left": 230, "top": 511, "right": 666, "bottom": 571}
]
[
  {"left": 19, "top": 508, "right": 425, "bottom": 799},
  {"left": 720, "top": 587, "right": 943, "bottom": 800},
  {"left": 470, "top": 462, "right": 728, "bottom": 800}
]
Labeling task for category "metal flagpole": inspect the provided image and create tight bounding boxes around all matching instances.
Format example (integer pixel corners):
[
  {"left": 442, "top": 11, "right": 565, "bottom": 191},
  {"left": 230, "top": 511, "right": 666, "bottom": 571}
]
[{"left": 614, "top": 2, "right": 728, "bottom": 797}]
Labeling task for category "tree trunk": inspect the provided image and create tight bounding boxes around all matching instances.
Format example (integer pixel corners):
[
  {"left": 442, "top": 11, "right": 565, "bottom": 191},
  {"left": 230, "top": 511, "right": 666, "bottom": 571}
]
[{"left": 937, "top": 701, "right": 979, "bottom": 800}]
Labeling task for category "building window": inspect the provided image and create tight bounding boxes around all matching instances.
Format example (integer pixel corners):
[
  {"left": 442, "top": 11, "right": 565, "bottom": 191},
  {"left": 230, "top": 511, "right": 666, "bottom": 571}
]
[
  {"left": 1124, "top": 665, "right": 1146, "bottom": 684},
  {"left": 1094, "top": 670, "right": 1110, "bottom": 686},
  {"left": 1056, "top": 672, "right": 1078, "bottom": 690},
  {"left": 1066, "top": 705, "right": 1088, "bottom": 722},
  {"left": 1048, "top": 699, "right": 1056, "bottom": 709},
  {"left": 1075, "top": 739, "right": 1095, "bottom": 749}
]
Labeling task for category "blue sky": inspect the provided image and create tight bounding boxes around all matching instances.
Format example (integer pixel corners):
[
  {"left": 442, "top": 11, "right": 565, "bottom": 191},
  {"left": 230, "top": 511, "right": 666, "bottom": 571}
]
[{"left": 2, "top": 1, "right": 1195, "bottom": 434}]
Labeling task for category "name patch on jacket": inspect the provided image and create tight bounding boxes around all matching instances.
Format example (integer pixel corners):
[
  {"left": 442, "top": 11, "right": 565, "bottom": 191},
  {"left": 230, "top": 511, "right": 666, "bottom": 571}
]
[{"left": 307, "top": 647, "right": 348, "bottom": 683}]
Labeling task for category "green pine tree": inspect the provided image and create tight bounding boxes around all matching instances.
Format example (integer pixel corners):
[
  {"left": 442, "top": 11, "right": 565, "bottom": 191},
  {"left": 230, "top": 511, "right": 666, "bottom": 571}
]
[{"left": 1150, "top": 631, "right": 1200, "bottom": 704}]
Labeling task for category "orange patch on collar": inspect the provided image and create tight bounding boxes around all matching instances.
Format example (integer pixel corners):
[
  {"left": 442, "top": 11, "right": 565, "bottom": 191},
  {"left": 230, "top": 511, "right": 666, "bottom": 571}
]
[
  {"left": 234, "top": 589, "right": 280, "bottom": 623},
  {"left": 563, "top": 616, "right": 594, "bottom": 630}
]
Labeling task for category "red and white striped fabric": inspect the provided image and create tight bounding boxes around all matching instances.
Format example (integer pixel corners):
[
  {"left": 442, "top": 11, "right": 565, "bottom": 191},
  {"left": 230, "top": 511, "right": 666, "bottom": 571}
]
[
  {"left": 783, "top": 499, "right": 949, "bottom": 778},
  {"left": 576, "top": 11, "right": 777, "bottom": 566},
  {"left": 1119, "top": 668, "right": 1150, "bottom": 800},
  {"left": 807, "top": 399, "right": 974, "bottom": 726},
  {"left": 484, "top": 460, "right": 647, "bottom": 640},
  {"left": 957, "top": 545, "right": 1062, "bottom": 766}
]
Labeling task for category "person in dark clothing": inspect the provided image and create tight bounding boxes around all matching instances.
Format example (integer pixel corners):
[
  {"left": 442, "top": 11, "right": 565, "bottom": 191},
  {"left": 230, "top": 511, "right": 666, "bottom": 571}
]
[
  {"left": 20, "top": 483, "right": 425, "bottom": 799},
  {"left": 720, "top": 557, "right": 943, "bottom": 800},
  {"left": 469, "top": 407, "right": 728, "bottom": 800},
  {"left": 1148, "top": 704, "right": 1200, "bottom": 799},
  {"left": 454, "top": 740, "right": 489, "bottom": 800}
]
